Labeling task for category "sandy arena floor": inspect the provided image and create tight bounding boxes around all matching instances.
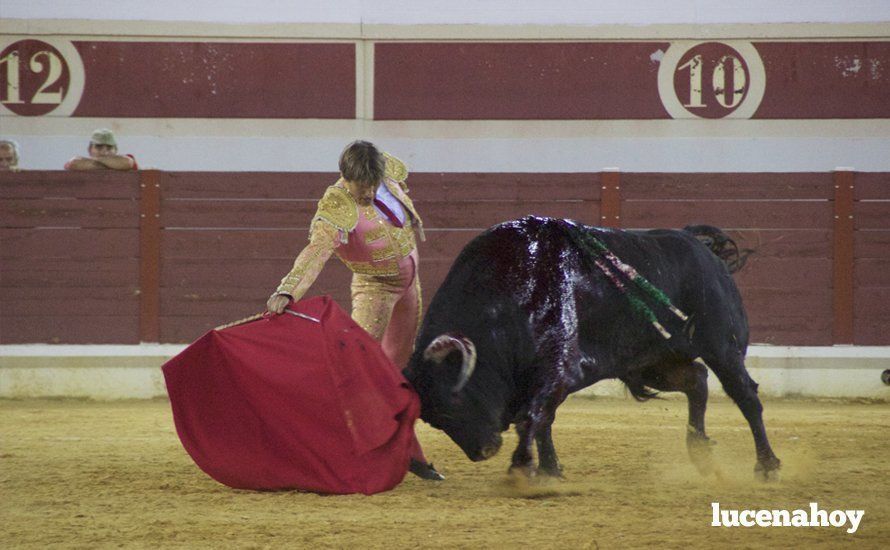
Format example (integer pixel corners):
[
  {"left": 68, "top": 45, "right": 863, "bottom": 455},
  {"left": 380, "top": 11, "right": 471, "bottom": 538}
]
[{"left": 1, "top": 395, "right": 887, "bottom": 549}]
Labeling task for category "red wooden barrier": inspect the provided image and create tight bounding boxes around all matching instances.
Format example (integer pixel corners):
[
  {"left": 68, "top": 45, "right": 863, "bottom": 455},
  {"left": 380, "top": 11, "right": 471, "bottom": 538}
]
[
  {"left": 2, "top": 170, "right": 888, "bottom": 345},
  {"left": 139, "top": 170, "right": 161, "bottom": 342},
  {"left": 600, "top": 170, "right": 621, "bottom": 228},
  {"left": 620, "top": 171, "right": 836, "bottom": 345},
  {"left": 832, "top": 170, "right": 855, "bottom": 344},
  {"left": 1, "top": 171, "right": 141, "bottom": 343},
  {"left": 853, "top": 172, "right": 890, "bottom": 345}
]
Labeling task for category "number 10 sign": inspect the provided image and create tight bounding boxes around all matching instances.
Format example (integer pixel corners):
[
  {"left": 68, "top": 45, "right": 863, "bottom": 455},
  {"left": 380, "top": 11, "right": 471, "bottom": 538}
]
[{"left": 657, "top": 41, "right": 766, "bottom": 119}]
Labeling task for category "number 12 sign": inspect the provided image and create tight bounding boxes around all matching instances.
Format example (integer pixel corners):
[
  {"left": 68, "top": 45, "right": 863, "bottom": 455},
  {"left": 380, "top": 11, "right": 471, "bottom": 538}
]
[{"left": 0, "top": 38, "right": 84, "bottom": 117}]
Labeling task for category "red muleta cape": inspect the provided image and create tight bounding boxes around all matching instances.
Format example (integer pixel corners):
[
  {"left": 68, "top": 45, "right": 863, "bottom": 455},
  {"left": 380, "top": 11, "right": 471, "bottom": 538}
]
[{"left": 162, "top": 296, "right": 421, "bottom": 495}]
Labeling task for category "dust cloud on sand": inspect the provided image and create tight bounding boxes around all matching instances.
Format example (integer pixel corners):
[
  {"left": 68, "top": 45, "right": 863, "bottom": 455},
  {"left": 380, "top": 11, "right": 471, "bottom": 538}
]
[{"left": 1, "top": 396, "right": 887, "bottom": 548}]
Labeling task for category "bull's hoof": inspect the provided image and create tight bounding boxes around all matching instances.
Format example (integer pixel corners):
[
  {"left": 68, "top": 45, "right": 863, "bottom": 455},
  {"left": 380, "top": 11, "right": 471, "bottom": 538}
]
[
  {"left": 755, "top": 468, "right": 781, "bottom": 482},
  {"left": 409, "top": 459, "right": 445, "bottom": 481},
  {"left": 686, "top": 433, "right": 716, "bottom": 476},
  {"left": 507, "top": 464, "right": 537, "bottom": 479},
  {"left": 754, "top": 458, "right": 781, "bottom": 482},
  {"left": 537, "top": 465, "right": 565, "bottom": 479}
]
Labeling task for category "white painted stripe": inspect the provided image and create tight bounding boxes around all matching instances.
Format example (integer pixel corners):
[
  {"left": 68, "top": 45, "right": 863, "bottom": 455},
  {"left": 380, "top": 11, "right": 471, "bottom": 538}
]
[
  {"left": 0, "top": 344, "right": 187, "bottom": 357},
  {"left": 5, "top": 1, "right": 890, "bottom": 28},
  {"left": 2, "top": 344, "right": 886, "bottom": 398},
  {"left": 10, "top": 133, "right": 890, "bottom": 172},
  {"left": 354, "top": 42, "right": 365, "bottom": 120},
  {"left": 3, "top": 20, "right": 890, "bottom": 40},
  {"left": 2, "top": 344, "right": 887, "bottom": 358},
  {"left": 11, "top": 118, "right": 890, "bottom": 139},
  {"left": 747, "top": 346, "right": 890, "bottom": 359},
  {"left": 8, "top": 119, "right": 890, "bottom": 172},
  {"left": 361, "top": 42, "right": 375, "bottom": 121},
  {"left": 383, "top": 136, "right": 890, "bottom": 173}
]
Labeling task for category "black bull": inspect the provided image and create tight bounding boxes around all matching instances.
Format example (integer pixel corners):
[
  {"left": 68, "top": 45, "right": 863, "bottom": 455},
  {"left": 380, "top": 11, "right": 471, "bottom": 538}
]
[{"left": 404, "top": 216, "right": 781, "bottom": 480}]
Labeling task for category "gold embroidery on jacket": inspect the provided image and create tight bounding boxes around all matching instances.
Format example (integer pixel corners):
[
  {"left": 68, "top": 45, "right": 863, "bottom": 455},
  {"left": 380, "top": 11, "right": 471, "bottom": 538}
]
[
  {"left": 383, "top": 153, "right": 409, "bottom": 185},
  {"left": 275, "top": 221, "right": 339, "bottom": 298},
  {"left": 342, "top": 259, "right": 401, "bottom": 277},
  {"left": 364, "top": 226, "right": 388, "bottom": 243},
  {"left": 392, "top": 224, "right": 416, "bottom": 257},
  {"left": 365, "top": 222, "right": 416, "bottom": 262},
  {"left": 314, "top": 186, "right": 358, "bottom": 235},
  {"left": 371, "top": 247, "right": 397, "bottom": 262}
]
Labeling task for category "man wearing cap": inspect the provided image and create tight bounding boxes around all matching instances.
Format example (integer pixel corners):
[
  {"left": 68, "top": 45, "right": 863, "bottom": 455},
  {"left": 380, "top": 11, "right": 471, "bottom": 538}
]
[{"left": 65, "top": 129, "right": 138, "bottom": 171}]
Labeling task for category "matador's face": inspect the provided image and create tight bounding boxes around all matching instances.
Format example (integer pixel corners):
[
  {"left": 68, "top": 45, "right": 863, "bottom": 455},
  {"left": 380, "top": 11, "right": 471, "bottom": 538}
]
[{"left": 344, "top": 179, "right": 379, "bottom": 206}]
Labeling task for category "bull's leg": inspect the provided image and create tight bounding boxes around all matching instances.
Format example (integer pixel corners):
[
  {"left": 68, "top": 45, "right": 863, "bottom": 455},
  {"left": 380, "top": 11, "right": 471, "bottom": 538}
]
[
  {"left": 510, "top": 418, "right": 536, "bottom": 476},
  {"left": 509, "top": 388, "right": 565, "bottom": 477},
  {"left": 683, "top": 362, "right": 717, "bottom": 475},
  {"left": 708, "top": 358, "right": 781, "bottom": 481},
  {"left": 510, "top": 285, "right": 576, "bottom": 478},
  {"left": 535, "top": 423, "right": 563, "bottom": 478},
  {"left": 641, "top": 361, "right": 715, "bottom": 475}
]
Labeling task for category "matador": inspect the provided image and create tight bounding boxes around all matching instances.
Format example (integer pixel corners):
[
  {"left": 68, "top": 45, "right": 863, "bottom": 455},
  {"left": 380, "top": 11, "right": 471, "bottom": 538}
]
[
  {"left": 267, "top": 142, "right": 442, "bottom": 481},
  {"left": 267, "top": 143, "right": 425, "bottom": 372}
]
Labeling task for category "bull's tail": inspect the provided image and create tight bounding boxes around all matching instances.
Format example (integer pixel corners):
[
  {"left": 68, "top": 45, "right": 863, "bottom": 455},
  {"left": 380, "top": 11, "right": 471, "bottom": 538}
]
[
  {"left": 682, "top": 224, "right": 751, "bottom": 274},
  {"left": 619, "top": 374, "right": 660, "bottom": 402}
]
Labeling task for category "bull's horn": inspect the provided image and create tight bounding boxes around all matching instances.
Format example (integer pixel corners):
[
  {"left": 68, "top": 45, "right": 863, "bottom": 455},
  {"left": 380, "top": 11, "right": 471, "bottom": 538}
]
[{"left": 423, "top": 333, "right": 477, "bottom": 394}]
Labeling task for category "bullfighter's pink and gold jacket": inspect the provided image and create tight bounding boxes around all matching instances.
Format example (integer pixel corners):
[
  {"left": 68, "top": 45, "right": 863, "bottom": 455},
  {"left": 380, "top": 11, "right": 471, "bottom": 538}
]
[{"left": 275, "top": 153, "right": 424, "bottom": 300}]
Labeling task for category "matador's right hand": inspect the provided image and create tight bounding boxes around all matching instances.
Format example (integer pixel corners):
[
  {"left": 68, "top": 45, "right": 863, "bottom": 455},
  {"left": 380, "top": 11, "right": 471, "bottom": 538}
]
[{"left": 266, "top": 293, "right": 292, "bottom": 315}]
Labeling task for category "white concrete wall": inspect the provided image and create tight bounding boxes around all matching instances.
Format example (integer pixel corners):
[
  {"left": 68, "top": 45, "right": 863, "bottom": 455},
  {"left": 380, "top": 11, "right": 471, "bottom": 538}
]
[
  {"left": 3, "top": 3, "right": 890, "bottom": 171},
  {"left": 586, "top": 347, "right": 890, "bottom": 400},
  {"left": 1, "top": 344, "right": 888, "bottom": 400},
  {"left": 12, "top": 119, "right": 890, "bottom": 173},
  {"left": 0, "top": 345, "right": 182, "bottom": 400},
  {"left": 5, "top": 0, "right": 890, "bottom": 25}
]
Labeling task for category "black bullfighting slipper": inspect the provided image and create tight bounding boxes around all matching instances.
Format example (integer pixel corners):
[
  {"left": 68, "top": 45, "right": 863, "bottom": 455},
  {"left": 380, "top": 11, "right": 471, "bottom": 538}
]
[{"left": 409, "top": 459, "right": 445, "bottom": 481}]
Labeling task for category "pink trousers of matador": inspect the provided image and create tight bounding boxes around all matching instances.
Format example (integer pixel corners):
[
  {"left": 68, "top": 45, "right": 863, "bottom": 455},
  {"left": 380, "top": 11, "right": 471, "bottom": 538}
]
[
  {"left": 350, "top": 249, "right": 422, "bottom": 376},
  {"left": 350, "top": 249, "right": 426, "bottom": 463}
]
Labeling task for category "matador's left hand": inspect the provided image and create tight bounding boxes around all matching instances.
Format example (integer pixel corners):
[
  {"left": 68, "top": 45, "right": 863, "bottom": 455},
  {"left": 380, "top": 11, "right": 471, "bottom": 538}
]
[{"left": 266, "top": 294, "right": 292, "bottom": 315}]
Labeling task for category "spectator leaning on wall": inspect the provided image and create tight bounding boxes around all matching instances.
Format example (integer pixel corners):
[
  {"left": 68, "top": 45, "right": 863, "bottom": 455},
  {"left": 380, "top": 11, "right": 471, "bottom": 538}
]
[
  {"left": 0, "top": 139, "right": 20, "bottom": 171},
  {"left": 65, "top": 129, "right": 138, "bottom": 171}
]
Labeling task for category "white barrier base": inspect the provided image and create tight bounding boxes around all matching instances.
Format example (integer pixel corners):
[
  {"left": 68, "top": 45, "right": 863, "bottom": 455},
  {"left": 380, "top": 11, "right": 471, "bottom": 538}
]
[
  {"left": 0, "top": 345, "right": 183, "bottom": 400},
  {"left": 1, "top": 344, "right": 888, "bottom": 400}
]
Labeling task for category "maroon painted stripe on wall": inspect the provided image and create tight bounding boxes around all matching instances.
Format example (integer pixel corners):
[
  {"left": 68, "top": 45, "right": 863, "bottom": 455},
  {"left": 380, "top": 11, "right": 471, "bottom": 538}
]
[
  {"left": 375, "top": 41, "right": 890, "bottom": 120},
  {"left": 374, "top": 42, "right": 670, "bottom": 120},
  {"left": 754, "top": 42, "right": 890, "bottom": 119},
  {"left": 72, "top": 42, "right": 355, "bottom": 118}
]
